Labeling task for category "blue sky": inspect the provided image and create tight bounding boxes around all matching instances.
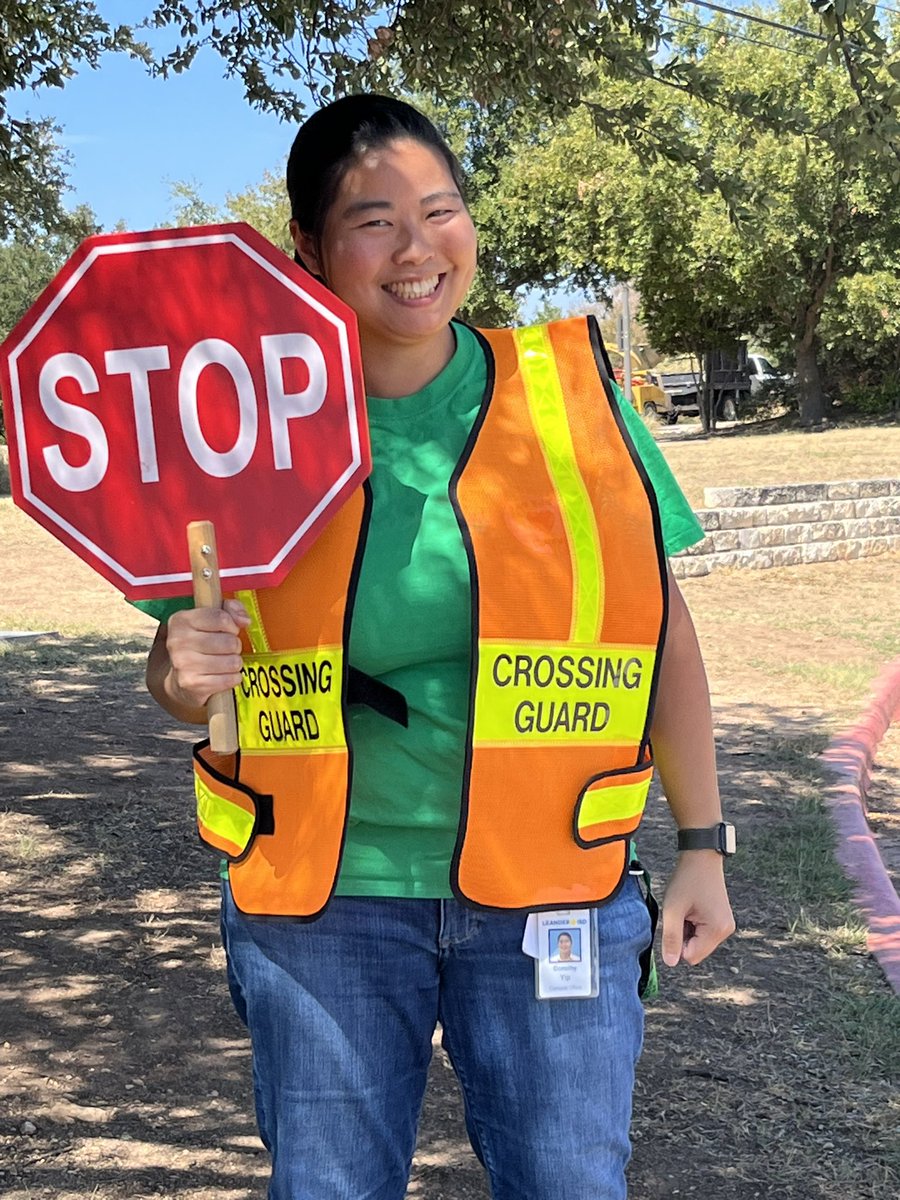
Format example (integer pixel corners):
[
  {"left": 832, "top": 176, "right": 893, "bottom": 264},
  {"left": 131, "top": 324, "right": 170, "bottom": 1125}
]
[
  {"left": 8, "top": 1, "right": 299, "bottom": 232},
  {"left": 7, "top": 4, "right": 565, "bottom": 315}
]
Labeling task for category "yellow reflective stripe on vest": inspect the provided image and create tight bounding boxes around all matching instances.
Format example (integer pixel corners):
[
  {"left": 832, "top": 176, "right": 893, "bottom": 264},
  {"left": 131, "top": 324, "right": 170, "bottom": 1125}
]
[
  {"left": 576, "top": 762, "right": 654, "bottom": 844},
  {"left": 235, "top": 589, "right": 270, "bottom": 654},
  {"left": 195, "top": 774, "right": 255, "bottom": 858},
  {"left": 578, "top": 771, "right": 652, "bottom": 828},
  {"left": 236, "top": 647, "right": 345, "bottom": 753},
  {"left": 473, "top": 641, "right": 656, "bottom": 745},
  {"left": 514, "top": 325, "right": 604, "bottom": 644}
]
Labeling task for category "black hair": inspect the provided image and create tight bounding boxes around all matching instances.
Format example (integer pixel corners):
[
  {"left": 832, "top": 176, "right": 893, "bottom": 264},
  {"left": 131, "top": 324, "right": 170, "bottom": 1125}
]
[{"left": 286, "top": 94, "right": 466, "bottom": 264}]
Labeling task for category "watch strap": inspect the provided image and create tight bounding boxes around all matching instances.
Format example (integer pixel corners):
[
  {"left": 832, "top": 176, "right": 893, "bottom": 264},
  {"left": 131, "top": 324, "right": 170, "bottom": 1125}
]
[{"left": 677, "top": 822, "right": 736, "bottom": 856}]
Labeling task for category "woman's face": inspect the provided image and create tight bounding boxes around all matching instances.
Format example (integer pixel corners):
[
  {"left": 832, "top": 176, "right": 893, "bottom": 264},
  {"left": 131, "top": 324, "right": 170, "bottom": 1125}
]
[{"left": 293, "top": 138, "right": 477, "bottom": 367}]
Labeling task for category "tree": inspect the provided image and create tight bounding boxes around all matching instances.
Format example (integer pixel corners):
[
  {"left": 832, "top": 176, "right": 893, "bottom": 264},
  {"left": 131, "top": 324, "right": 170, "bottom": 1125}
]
[
  {"left": 0, "top": 202, "right": 99, "bottom": 340},
  {"left": 819, "top": 269, "right": 900, "bottom": 396},
  {"left": 0, "top": 2, "right": 144, "bottom": 237},
  {"left": 145, "top": 1, "right": 900, "bottom": 162},
  {"left": 4, "top": 3, "right": 898, "bottom": 244},
  {"left": 678, "top": 3, "right": 900, "bottom": 425},
  {"left": 0, "top": 202, "right": 99, "bottom": 436},
  {"left": 168, "top": 172, "right": 293, "bottom": 254},
  {"left": 467, "top": 5, "right": 900, "bottom": 426}
]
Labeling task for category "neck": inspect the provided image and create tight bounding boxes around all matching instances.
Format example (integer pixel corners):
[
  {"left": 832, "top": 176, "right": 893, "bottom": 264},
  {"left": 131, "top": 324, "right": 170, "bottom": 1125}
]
[{"left": 361, "top": 326, "right": 456, "bottom": 398}]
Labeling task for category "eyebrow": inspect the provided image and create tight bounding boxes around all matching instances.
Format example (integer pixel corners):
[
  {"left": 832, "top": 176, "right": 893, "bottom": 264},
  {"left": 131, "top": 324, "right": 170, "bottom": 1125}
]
[{"left": 340, "top": 190, "right": 461, "bottom": 219}]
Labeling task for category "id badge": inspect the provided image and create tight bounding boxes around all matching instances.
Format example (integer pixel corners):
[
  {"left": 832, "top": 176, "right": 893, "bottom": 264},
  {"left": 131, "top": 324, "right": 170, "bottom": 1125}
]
[{"left": 522, "top": 909, "right": 599, "bottom": 999}]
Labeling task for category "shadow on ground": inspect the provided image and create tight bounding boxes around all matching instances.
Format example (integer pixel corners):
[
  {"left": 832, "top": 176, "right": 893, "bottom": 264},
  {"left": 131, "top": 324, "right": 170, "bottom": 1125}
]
[{"left": 0, "top": 637, "right": 896, "bottom": 1199}]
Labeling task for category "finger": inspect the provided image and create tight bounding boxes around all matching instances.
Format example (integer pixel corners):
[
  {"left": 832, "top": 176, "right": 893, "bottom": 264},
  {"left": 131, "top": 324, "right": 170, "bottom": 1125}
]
[
  {"left": 170, "top": 667, "right": 244, "bottom": 709},
  {"left": 680, "top": 914, "right": 736, "bottom": 966},
  {"left": 172, "top": 606, "right": 244, "bottom": 636},
  {"left": 681, "top": 924, "right": 717, "bottom": 966},
  {"left": 170, "top": 633, "right": 245, "bottom": 663},
  {"left": 661, "top": 907, "right": 688, "bottom": 967},
  {"left": 222, "top": 598, "right": 251, "bottom": 626}
]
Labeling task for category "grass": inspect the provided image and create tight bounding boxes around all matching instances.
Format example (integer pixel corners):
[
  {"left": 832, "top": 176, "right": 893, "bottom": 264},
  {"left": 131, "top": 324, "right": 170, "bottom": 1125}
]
[
  {"left": 776, "top": 660, "right": 884, "bottom": 696},
  {"left": 0, "top": 496, "right": 156, "bottom": 638},
  {"left": 650, "top": 422, "right": 900, "bottom": 1168},
  {"left": 3, "top": 419, "right": 898, "bottom": 1197},
  {"left": 659, "top": 418, "right": 900, "bottom": 508},
  {"left": 679, "top": 552, "right": 900, "bottom": 720},
  {"left": 0, "top": 637, "right": 152, "bottom": 702},
  {"left": 790, "top": 908, "right": 868, "bottom": 955},
  {"left": 824, "top": 989, "right": 900, "bottom": 1079}
]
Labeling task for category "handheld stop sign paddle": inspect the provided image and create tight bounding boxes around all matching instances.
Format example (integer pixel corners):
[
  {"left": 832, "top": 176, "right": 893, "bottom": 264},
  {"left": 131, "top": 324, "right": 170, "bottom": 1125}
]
[{"left": 0, "top": 222, "right": 370, "bottom": 752}]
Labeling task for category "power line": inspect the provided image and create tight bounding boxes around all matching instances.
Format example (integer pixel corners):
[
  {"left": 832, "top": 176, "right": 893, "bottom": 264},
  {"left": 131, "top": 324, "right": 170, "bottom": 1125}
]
[
  {"left": 680, "top": 1, "right": 828, "bottom": 42},
  {"left": 662, "top": 11, "right": 816, "bottom": 56}
]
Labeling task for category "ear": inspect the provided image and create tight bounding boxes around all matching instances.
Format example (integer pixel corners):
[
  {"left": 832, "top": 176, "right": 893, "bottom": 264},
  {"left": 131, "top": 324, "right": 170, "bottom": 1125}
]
[{"left": 290, "top": 220, "right": 324, "bottom": 278}]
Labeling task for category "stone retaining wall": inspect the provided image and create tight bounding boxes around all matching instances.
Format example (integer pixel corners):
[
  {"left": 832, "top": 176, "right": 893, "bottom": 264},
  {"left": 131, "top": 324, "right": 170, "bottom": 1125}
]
[{"left": 673, "top": 478, "right": 900, "bottom": 578}]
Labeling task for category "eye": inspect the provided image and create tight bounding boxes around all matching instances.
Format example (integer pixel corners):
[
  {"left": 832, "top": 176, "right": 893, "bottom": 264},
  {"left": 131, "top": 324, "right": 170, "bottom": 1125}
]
[{"left": 428, "top": 207, "right": 456, "bottom": 220}]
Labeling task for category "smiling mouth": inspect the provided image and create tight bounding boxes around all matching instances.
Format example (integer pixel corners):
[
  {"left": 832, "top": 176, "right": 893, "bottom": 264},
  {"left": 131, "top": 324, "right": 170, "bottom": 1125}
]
[{"left": 384, "top": 275, "right": 442, "bottom": 300}]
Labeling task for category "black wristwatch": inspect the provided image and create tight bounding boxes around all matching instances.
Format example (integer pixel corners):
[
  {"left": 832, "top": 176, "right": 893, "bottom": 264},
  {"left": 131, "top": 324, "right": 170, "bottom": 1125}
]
[{"left": 677, "top": 822, "right": 736, "bottom": 856}]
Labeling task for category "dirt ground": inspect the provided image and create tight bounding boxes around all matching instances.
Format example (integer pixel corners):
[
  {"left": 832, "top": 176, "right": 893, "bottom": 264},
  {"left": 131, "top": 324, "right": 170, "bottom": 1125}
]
[{"left": 1, "top": 516, "right": 898, "bottom": 1198}]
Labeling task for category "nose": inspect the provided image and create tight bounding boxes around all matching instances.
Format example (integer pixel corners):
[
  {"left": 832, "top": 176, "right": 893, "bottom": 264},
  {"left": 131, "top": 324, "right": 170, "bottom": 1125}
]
[{"left": 391, "top": 220, "right": 434, "bottom": 266}]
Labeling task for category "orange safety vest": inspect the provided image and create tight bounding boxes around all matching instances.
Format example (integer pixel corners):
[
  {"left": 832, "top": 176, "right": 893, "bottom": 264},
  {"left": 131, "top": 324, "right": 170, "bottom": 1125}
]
[{"left": 193, "top": 316, "right": 667, "bottom": 917}]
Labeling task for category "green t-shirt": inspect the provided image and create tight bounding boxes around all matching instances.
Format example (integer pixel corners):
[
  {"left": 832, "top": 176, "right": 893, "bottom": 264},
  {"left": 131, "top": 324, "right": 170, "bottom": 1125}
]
[{"left": 135, "top": 323, "right": 702, "bottom": 897}]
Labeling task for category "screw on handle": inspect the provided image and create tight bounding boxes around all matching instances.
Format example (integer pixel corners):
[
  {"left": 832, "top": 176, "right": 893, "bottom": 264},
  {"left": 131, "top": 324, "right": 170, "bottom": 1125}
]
[{"left": 187, "top": 520, "right": 239, "bottom": 754}]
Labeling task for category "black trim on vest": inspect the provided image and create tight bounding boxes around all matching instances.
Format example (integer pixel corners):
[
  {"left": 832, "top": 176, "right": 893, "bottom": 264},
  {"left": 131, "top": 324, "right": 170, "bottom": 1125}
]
[
  {"left": 593, "top": 324, "right": 618, "bottom": 383},
  {"left": 447, "top": 323, "right": 495, "bottom": 912},
  {"left": 332, "top": 479, "right": 375, "bottom": 898},
  {"left": 586, "top": 315, "right": 669, "bottom": 763},
  {"left": 629, "top": 857, "right": 660, "bottom": 997}
]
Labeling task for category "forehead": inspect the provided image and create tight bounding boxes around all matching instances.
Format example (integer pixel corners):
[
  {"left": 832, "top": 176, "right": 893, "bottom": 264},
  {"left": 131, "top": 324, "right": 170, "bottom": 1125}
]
[{"left": 334, "top": 137, "right": 457, "bottom": 206}]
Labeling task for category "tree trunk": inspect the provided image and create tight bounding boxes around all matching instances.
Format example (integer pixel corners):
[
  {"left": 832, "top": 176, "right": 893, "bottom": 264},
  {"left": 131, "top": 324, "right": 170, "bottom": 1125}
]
[
  {"left": 698, "top": 350, "right": 711, "bottom": 433},
  {"left": 794, "top": 338, "right": 826, "bottom": 426}
]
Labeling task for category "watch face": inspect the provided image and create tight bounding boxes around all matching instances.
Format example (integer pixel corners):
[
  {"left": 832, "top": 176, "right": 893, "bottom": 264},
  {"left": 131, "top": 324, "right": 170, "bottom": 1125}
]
[{"left": 722, "top": 824, "right": 737, "bottom": 855}]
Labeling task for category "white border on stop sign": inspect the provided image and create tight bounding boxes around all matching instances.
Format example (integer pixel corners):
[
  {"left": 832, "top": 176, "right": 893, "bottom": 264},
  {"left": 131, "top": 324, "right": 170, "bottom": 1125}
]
[{"left": 5, "top": 228, "right": 366, "bottom": 592}]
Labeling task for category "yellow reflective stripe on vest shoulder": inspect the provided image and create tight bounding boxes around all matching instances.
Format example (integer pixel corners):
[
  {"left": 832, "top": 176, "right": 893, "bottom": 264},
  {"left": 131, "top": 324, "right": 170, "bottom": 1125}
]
[
  {"left": 236, "top": 646, "right": 345, "bottom": 753},
  {"left": 235, "top": 589, "right": 270, "bottom": 654},
  {"left": 514, "top": 325, "right": 604, "bottom": 644},
  {"left": 195, "top": 774, "right": 256, "bottom": 858},
  {"left": 474, "top": 641, "right": 656, "bottom": 746}
]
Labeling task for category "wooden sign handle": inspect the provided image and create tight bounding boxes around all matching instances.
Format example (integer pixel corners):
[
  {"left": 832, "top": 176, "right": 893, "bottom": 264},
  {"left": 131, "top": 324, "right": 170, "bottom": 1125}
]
[{"left": 187, "top": 520, "right": 239, "bottom": 754}]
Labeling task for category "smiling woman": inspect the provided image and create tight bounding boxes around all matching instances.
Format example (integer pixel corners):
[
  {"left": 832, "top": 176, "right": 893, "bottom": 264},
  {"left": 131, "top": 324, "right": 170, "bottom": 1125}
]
[
  {"left": 291, "top": 138, "right": 477, "bottom": 395},
  {"left": 137, "top": 93, "right": 735, "bottom": 1200},
  {"left": 285, "top": 98, "right": 478, "bottom": 397}
]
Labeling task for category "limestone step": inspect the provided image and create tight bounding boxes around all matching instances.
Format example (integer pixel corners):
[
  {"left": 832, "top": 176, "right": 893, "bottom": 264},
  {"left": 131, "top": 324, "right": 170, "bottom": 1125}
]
[
  {"left": 703, "top": 478, "right": 898, "bottom": 508},
  {"left": 672, "top": 535, "right": 900, "bottom": 579},
  {"left": 673, "top": 478, "right": 900, "bottom": 578},
  {"left": 682, "top": 515, "right": 900, "bottom": 557},
  {"left": 697, "top": 494, "right": 900, "bottom": 532}
]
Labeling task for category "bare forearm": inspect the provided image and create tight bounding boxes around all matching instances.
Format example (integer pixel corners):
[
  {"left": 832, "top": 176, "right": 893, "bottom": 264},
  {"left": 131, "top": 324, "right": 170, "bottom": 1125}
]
[
  {"left": 651, "top": 569, "right": 735, "bottom": 965},
  {"left": 651, "top": 570, "right": 722, "bottom": 830}
]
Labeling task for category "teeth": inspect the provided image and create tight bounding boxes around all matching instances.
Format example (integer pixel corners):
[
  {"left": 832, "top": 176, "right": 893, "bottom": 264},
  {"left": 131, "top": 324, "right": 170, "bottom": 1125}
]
[{"left": 386, "top": 276, "right": 440, "bottom": 300}]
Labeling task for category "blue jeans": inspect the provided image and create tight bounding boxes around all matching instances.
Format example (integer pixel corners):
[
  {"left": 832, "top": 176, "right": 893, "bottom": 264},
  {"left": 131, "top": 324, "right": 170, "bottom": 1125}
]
[{"left": 221, "top": 877, "right": 651, "bottom": 1199}]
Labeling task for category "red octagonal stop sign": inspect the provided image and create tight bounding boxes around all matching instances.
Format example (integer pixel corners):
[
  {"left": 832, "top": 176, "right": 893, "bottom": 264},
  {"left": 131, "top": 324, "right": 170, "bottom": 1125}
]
[{"left": 0, "top": 222, "right": 370, "bottom": 599}]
